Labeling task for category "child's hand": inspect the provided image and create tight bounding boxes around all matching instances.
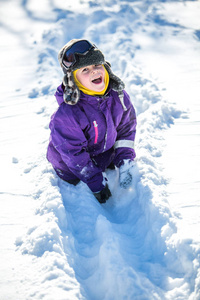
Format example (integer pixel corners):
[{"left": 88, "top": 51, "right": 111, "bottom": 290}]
[
  {"left": 119, "top": 160, "right": 134, "bottom": 189},
  {"left": 94, "top": 184, "right": 111, "bottom": 203}
]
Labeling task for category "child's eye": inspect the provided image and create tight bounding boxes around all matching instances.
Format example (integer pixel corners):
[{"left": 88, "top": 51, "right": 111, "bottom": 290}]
[
  {"left": 95, "top": 64, "right": 102, "bottom": 68},
  {"left": 82, "top": 68, "right": 88, "bottom": 72}
]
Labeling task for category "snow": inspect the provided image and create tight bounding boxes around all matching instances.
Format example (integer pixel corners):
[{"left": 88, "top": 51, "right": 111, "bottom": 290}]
[{"left": 0, "top": 0, "right": 200, "bottom": 299}]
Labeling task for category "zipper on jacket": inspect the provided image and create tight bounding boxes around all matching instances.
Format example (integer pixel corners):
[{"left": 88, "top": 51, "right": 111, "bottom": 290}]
[
  {"left": 103, "top": 130, "right": 108, "bottom": 152},
  {"left": 93, "top": 121, "right": 98, "bottom": 144}
]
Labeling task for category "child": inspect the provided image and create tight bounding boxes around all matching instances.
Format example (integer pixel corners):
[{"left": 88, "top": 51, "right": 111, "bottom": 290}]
[{"left": 47, "top": 39, "right": 137, "bottom": 203}]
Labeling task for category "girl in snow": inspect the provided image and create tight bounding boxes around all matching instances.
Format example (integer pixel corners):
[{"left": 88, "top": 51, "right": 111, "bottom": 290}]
[{"left": 47, "top": 39, "right": 137, "bottom": 203}]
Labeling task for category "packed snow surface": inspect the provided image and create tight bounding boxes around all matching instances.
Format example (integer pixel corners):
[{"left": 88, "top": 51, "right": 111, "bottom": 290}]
[{"left": 0, "top": 0, "right": 200, "bottom": 299}]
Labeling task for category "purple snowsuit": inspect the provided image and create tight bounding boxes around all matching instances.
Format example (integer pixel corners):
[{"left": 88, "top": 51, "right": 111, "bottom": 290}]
[{"left": 47, "top": 84, "right": 136, "bottom": 192}]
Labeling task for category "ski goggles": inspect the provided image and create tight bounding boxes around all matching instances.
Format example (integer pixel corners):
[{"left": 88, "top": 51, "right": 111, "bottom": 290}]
[{"left": 62, "top": 40, "right": 96, "bottom": 69}]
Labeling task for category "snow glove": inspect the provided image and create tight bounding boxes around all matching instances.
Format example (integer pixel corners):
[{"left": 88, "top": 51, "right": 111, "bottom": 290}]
[
  {"left": 94, "top": 184, "right": 112, "bottom": 204},
  {"left": 119, "top": 159, "right": 135, "bottom": 189}
]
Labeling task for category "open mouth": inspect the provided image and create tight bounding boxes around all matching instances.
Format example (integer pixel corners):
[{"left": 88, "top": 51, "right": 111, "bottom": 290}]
[{"left": 92, "top": 76, "right": 102, "bottom": 84}]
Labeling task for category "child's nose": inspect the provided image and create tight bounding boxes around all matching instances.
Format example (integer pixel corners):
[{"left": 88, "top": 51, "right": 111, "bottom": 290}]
[{"left": 91, "top": 68, "right": 98, "bottom": 73}]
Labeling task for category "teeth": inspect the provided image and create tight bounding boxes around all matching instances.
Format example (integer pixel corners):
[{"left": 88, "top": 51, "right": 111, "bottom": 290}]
[{"left": 92, "top": 77, "right": 101, "bottom": 83}]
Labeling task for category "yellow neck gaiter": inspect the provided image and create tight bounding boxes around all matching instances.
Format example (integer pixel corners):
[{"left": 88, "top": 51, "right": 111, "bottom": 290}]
[{"left": 73, "top": 65, "right": 109, "bottom": 96}]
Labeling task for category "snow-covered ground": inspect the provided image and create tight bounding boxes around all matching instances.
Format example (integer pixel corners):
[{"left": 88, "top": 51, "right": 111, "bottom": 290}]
[{"left": 0, "top": 0, "right": 200, "bottom": 299}]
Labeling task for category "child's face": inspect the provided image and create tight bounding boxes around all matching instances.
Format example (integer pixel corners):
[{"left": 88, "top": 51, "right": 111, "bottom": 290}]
[{"left": 75, "top": 65, "right": 106, "bottom": 92}]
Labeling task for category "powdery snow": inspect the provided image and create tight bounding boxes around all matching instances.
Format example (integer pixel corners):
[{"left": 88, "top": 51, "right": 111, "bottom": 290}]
[{"left": 0, "top": 0, "right": 200, "bottom": 299}]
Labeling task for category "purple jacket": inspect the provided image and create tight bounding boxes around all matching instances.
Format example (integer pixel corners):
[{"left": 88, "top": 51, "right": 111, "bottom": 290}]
[{"left": 47, "top": 84, "right": 136, "bottom": 192}]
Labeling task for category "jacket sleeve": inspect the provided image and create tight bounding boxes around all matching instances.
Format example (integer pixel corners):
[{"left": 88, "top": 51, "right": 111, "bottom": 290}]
[
  {"left": 50, "top": 105, "right": 105, "bottom": 192},
  {"left": 113, "top": 90, "right": 137, "bottom": 167}
]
